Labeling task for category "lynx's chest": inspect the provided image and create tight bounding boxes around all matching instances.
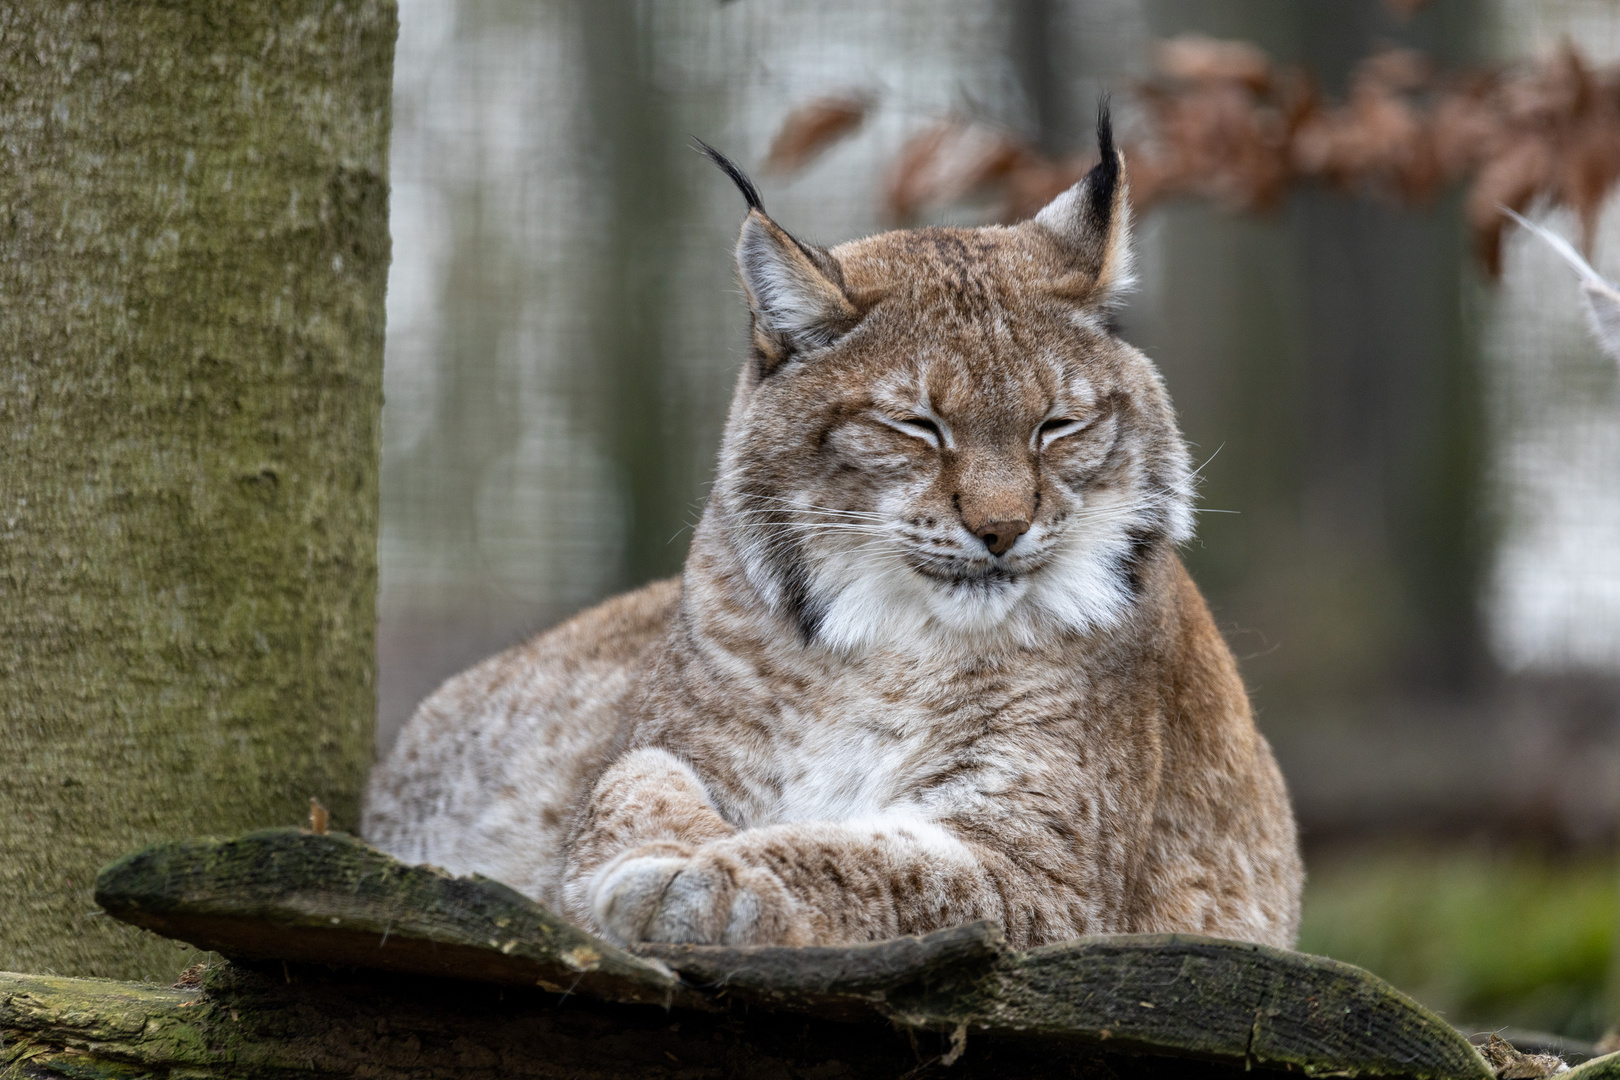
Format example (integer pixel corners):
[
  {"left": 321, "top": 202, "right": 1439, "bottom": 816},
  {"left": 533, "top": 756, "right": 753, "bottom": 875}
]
[
  {"left": 749, "top": 698, "right": 931, "bottom": 824},
  {"left": 713, "top": 658, "right": 1091, "bottom": 829}
]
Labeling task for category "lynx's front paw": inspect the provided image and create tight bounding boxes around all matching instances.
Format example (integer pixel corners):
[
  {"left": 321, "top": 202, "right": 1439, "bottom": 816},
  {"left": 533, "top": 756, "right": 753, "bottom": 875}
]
[{"left": 589, "top": 844, "right": 810, "bottom": 946}]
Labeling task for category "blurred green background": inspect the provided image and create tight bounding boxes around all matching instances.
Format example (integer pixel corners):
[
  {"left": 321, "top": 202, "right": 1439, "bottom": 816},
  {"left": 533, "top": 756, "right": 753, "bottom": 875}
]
[
  {"left": 378, "top": 0, "right": 1620, "bottom": 1042},
  {"left": 1300, "top": 845, "right": 1617, "bottom": 1041}
]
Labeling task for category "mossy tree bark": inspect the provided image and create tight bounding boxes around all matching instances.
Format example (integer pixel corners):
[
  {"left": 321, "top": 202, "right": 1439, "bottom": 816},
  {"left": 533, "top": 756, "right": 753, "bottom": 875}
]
[{"left": 0, "top": 1, "right": 396, "bottom": 980}]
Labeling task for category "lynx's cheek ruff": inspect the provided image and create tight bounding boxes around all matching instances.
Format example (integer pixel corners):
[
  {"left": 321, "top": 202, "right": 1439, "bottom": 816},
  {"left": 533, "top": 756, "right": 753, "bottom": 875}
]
[
  {"left": 364, "top": 106, "right": 1303, "bottom": 952},
  {"left": 781, "top": 508, "right": 1151, "bottom": 656}
]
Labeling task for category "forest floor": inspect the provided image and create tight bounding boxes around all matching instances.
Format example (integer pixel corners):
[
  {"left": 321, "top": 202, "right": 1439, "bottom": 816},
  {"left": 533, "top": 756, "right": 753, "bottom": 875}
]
[{"left": 1299, "top": 842, "right": 1619, "bottom": 1041}]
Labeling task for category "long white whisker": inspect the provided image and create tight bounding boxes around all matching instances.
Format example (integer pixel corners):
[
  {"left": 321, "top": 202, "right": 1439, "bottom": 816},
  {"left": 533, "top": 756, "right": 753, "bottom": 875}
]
[
  {"left": 740, "top": 523, "right": 887, "bottom": 537},
  {"left": 728, "top": 512, "right": 888, "bottom": 528},
  {"left": 1187, "top": 443, "right": 1225, "bottom": 480},
  {"left": 739, "top": 518, "right": 884, "bottom": 529},
  {"left": 730, "top": 503, "right": 888, "bottom": 519},
  {"left": 731, "top": 492, "right": 890, "bottom": 519}
]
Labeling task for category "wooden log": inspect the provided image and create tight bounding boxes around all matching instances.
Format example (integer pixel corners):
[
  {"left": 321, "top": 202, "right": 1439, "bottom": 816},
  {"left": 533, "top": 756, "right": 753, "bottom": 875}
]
[
  {"left": 2, "top": 960, "right": 1523, "bottom": 1080},
  {"left": 1567, "top": 1052, "right": 1620, "bottom": 1079},
  {"left": 80, "top": 829, "right": 1495, "bottom": 1079},
  {"left": 0, "top": 964, "right": 1291, "bottom": 1079},
  {"left": 94, "top": 828, "right": 684, "bottom": 1008},
  {"left": 901, "top": 934, "right": 1495, "bottom": 1079},
  {"left": 638, "top": 920, "right": 1006, "bottom": 1022}
]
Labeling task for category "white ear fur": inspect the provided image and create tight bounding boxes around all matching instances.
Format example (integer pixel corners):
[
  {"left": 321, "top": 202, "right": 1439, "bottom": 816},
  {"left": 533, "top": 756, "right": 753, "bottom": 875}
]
[
  {"left": 1034, "top": 180, "right": 1136, "bottom": 301},
  {"left": 737, "top": 212, "right": 858, "bottom": 353},
  {"left": 1032, "top": 106, "right": 1135, "bottom": 304}
]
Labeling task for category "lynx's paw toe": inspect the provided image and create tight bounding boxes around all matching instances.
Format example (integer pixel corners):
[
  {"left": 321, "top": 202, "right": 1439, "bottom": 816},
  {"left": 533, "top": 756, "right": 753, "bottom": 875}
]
[
  {"left": 644, "top": 857, "right": 736, "bottom": 943},
  {"left": 590, "top": 845, "right": 809, "bottom": 946},
  {"left": 589, "top": 845, "right": 694, "bottom": 945}
]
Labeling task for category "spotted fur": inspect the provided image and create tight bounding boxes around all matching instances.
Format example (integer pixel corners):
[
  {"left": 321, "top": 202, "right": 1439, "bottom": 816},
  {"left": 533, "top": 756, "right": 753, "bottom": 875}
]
[{"left": 364, "top": 110, "right": 1303, "bottom": 949}]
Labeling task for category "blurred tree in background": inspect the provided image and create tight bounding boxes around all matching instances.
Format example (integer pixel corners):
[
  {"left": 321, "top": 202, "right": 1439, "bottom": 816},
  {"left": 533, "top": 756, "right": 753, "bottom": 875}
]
[{"left": 1127, "top": 0, "right": 1491, "bottom": 839}]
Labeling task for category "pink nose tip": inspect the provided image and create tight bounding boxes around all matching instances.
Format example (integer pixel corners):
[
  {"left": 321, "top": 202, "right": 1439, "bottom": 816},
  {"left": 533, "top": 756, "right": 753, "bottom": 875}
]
[{"left": 977, "top": 518, "right": 1030, "bottom": 556}]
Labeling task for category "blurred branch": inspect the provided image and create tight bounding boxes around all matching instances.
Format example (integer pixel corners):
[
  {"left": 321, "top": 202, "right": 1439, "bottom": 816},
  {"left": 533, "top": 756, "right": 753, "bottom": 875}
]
[
  {"left": 762, "top": 96, "right": 871, "bottom": 175},
  {"left": 768, "top": 37, "right": 1620, "bottom": 275}
]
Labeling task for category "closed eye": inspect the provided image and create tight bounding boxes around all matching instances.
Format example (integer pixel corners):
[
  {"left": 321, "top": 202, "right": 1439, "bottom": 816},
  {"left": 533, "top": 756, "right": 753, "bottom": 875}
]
[
  {"left": 1036, "top": 417, "right": 1087, "bottom": 448},
  {"left": 875, "top": 412, "right": 949, "bottom": 448}
]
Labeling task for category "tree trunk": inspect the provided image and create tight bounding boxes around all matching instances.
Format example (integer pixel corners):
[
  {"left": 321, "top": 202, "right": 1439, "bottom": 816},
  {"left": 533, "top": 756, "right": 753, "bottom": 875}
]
[
  {"left": 575, "top": 0, "right": 691, "bottom": 588},
  {"left": 0, "top": 0, "right": 396, "bottom": 980}
]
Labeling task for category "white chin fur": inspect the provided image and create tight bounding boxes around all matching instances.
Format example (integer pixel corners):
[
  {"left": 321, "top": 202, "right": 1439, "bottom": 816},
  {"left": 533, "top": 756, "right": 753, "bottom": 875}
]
[
  {"left": 801, "top": 492, "right": 1145, "bottom": 656},
  {"left": 811, "top": 555, "right": 1032, "bottom": 654}
]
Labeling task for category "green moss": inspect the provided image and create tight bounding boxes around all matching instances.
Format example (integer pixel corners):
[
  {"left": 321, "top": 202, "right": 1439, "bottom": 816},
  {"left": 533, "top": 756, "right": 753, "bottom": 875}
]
[
  {"left": 1299, "top": 845, "right": 1619, "bottom": 1039},
  {"left": 0, "top": 1, "right": 396, "bottom": 979},
  {"left": 93, "top": 830, "right": 683, "bottom": 1005},
  {"left": 1566, "top": 1051, "right": 1620, "bottom": 1079}
]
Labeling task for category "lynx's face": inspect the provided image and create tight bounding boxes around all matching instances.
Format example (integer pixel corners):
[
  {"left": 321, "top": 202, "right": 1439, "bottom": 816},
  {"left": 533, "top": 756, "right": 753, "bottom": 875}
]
[{"left": 703, "top": 133, "right": 1192, "bottom": 652}]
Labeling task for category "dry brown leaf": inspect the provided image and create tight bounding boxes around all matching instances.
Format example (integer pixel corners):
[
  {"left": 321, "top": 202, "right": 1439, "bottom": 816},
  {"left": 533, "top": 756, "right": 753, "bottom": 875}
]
[
  {"left": 762, "top": 94, "right": 872, "bottom": 176},
  {"left": 1430, "top": 77, "right": 1501, "bottom": 179},
  {"left": 1468, "top": 141, "right": 1553, "bottom": 274},
  {"left": 173, "top": 962, "right": 207, "bottom": 989},
  {"left": 1460, "top": 42, "right": 1620, "bottom": 268},
  {"left": 885, "top": 121, "right": 1037, "bottom": 221},
  {"left": 307, "top": 795, "right": 330, "bottom": 835},
  {"left": 1137, "top": 76, "right": 1297, "bottom": 211},
  {"left": 1156, "top": 34, "right": 1271, "bottom": 91},
  {"left": 1383, "top": 0, "right": 1435, "bottom": 18},
  {"left": 885, "top": 123, "right": 957, "bottom": 221},
  {"left": 782, "top": 37, "right": 1620, "bottom": 276},
  {"left": 1356, "top": 47, "right": 1433, "bottom": 94},
  {"left": 1477, "top": 1034, "right": 1566, "bottom": 1079},
  {"left": 1003, "top": 157, "right": 1090, "bottom": 221}
]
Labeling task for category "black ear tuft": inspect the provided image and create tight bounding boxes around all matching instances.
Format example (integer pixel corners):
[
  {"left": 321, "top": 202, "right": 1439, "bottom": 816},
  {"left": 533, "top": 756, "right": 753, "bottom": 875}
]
[
  {"left": 693, "top": 137, "right": 764, "bottom": 213},
  {"left": 1030, "top": 93, "right": 1134, "bottom": 302},
  {"left": 1082, "top": 98, "right": 1119, "bottom": 234}
]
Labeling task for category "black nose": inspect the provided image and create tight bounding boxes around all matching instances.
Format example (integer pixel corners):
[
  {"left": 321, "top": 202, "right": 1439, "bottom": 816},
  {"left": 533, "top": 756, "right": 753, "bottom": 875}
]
[{"left": 977, "top": 518, "right": 1030, "bottom": 556}]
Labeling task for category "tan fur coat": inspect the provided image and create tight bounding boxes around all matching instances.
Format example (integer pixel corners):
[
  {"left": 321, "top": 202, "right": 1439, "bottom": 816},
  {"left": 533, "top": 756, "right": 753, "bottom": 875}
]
[{"left": 364, "top": 111, "right": 1303, "bottom": 950}]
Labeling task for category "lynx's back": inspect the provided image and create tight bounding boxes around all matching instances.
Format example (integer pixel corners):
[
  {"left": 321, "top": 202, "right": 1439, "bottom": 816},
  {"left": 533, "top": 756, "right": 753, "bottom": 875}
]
[
  {"left": 365, "top": 110, "right": 1302, "bottom": 949},
  {"left": 364, "top": 579, "right": 679, "bottom": 905}
]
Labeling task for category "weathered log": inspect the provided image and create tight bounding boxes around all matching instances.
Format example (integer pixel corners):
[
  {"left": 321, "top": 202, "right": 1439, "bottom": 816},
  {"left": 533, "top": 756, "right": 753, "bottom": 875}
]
[
  {"left": 94, "top": 828, "right": 683, "bottom": 1008},
  {"left": 73, "top": 829, "right": 1505, "bottom": 1078},
  {"left": 7, "top": 966, "right": 1615, "bottom": 1080},
  {"left": 0, "top": 965, "right": 1268, "bottom": 1079}
]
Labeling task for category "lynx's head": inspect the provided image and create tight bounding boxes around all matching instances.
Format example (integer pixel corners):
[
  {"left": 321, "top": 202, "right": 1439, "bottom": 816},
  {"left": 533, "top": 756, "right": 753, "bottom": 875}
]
[{"left": 700, "top": 109, "right": 1194, "bottom": 654}]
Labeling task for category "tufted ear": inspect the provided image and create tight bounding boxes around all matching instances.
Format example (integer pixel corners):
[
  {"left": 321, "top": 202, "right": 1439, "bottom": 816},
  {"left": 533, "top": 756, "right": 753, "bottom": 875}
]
[
  {"left": 1031, "top": 102, "right": 1135, "bottom": 305},
  {"left": 736, "top": 213, "right": 859, "bottom": 359},
  {"left": 697, "top": 139, "right": 858, "bottom": 370}
]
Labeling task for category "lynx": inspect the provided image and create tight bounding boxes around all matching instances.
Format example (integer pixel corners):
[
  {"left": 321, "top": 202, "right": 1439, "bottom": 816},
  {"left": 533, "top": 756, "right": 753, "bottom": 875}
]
[{"left": 364, "top": 111, "right": 1303, "bottom": 950}]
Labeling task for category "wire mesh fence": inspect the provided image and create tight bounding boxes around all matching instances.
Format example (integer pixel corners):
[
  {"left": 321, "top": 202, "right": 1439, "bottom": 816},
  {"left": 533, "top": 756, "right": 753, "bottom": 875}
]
[{"left": 378, "top": 0, "right": 1620, "bottom": 1039}]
